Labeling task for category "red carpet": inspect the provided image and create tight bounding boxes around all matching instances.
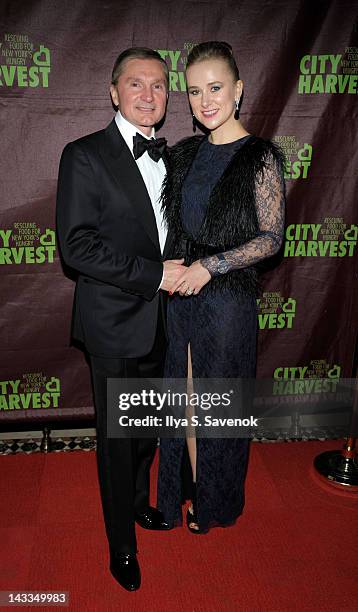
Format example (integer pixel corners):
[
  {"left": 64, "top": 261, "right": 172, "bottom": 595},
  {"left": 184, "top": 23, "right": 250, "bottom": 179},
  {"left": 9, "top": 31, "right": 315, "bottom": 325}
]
[{"left": 0, "top": 441, "right": 357, "bottom": 611}]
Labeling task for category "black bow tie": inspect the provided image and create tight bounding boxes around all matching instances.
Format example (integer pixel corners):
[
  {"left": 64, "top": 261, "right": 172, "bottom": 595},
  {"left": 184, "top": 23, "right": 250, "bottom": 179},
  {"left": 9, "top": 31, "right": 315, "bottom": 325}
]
[{"left": 133, "top": 133, "right": 167, "bottom": 162}]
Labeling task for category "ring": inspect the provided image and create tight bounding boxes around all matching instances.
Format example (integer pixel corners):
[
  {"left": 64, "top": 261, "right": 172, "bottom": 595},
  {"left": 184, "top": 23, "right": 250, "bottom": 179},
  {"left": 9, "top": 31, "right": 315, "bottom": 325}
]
[{"left": 186, "top": 287, "right": 194, "bottom": 296}]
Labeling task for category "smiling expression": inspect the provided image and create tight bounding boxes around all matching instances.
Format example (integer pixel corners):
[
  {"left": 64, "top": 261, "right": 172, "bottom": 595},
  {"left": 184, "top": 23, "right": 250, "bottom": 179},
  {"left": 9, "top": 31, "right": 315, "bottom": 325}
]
[
  {"left": 110, "top": 58, "right": 168, "bottom": 136},
  {"left": 186, "top": 58, "right": 242, "bottom": 139}
]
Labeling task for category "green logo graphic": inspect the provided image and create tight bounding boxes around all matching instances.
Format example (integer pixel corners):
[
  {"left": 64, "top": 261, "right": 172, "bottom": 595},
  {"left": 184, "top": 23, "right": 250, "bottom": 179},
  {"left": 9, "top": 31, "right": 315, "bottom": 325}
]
[
  {"left": 298, "top": 50, "right": 358, "bottom": 94},
  {"left": 284, "top": 220, "right": 357, "bottom": 258},
  {"left": 274, "top": 136, "right": 313, "bottom": 180},
  {"left": 0, "top": 373, "right": 61, "bottom": 410},
  {"left": 272, "top": 361, "right": 341, "bottom": 395},
  {"left": 156, "top": 42, "right": 195, "bottom": 92},
  {"left": 256, "top": 292, "right": 296, "bottom": 330},
  {"left": 0, "top": 34, "right": 51, "bottom": 88},
  {"left": 0, "top": 224, "right": 56, "bottom": 264}
]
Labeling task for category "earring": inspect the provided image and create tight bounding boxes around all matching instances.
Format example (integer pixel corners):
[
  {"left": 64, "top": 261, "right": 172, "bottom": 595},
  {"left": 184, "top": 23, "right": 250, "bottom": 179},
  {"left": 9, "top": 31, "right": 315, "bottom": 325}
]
[
  {"left": 192, "top": 113, "right": 197, "bottom": 132},
  {"left": 234, "top": 98, "right": 240, "bottom": 120}
]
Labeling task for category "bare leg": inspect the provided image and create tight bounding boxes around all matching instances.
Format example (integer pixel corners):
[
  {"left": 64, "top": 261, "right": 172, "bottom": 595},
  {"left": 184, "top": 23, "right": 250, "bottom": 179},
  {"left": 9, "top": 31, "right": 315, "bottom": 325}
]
[{"left": 186, "top": 344, "right": 199, "bottom": 530}]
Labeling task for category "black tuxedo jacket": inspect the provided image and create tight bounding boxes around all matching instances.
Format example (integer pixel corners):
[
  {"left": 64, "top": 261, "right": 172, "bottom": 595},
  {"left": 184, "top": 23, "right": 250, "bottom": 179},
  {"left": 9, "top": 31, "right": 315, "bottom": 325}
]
[{"left": 56, "top": 119, "right": 171, "bottom": 358}]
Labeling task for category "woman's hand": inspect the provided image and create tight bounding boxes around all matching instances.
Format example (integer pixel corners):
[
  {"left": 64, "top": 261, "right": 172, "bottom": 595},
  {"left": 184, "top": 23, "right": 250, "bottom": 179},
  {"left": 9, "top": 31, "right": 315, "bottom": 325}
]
[{"left": 169, "top": 260, "right": 211, "bottom": 296}]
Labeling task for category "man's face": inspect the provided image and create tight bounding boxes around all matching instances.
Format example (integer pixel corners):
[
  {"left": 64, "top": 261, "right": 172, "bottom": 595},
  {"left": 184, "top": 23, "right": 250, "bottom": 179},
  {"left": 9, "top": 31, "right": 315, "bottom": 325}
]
[{"left": 110, "top": 58, "right": 168, "bottom": 136}]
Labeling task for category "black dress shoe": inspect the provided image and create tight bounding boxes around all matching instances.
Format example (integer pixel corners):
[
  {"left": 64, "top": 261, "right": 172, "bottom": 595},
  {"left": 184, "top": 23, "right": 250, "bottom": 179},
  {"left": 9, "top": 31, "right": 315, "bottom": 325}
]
[
  {"left": 109, "top": 551, "right": 141, "bottom": 591},
  {"left": 135, "top": 506, "right": 171, "bottom": 530}
]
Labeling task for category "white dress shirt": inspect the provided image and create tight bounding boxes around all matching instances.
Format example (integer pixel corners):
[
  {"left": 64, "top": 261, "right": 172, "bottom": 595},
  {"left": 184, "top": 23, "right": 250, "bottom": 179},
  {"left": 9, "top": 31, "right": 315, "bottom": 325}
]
[{"left": 114, "top": 111, "right": 167, "bottom": 254}]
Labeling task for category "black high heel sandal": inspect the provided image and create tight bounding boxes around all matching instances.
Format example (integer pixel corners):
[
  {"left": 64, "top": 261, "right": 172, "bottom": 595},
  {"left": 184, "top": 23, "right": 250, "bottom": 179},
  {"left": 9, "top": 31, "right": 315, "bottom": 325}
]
[{"left": 186, "top": 482, "right": 203, "bottom": 534}]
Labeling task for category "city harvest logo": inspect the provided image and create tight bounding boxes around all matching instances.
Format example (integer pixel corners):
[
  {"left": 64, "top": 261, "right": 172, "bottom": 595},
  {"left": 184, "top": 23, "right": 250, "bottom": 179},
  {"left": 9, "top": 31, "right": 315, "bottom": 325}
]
[
  {"left": 257, "top": 292, "right": 296, "bottom": 330},
  {"left": 284, "top": 220, "right": 357, "bottom": 258},
  {"left": 0, "top": 33, "right": 50, "bottom": 88},
  {"left": 298, "top": 49, "right": 358, "bottom": 94},
  {"left": 156, "top": 42, "right": 196, "bottom": 91},
  {"left": 0, "top": 224, "right": 56, "bottom": 265},
  {"left": 273, "top": 361, "right": 341, "bottom": 395},
  {"left": 274, "top": 136, "right": 312, "bottom": 180},
  {"left": 0, "top": 373, "right": 61, "bottom": 410}
]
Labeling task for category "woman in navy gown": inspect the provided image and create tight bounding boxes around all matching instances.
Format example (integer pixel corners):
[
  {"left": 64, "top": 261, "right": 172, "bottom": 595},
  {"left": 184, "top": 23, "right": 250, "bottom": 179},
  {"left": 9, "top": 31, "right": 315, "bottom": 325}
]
[{"left": 157, "top": 41, "right": 285, "bottom": 533}]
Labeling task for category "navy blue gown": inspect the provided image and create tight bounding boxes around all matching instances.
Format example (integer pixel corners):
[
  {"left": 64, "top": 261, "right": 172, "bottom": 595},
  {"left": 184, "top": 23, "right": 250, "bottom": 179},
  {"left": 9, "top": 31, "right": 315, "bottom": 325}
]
[{"left": 157, "top": 136, "right": 284, "bottom": 531}]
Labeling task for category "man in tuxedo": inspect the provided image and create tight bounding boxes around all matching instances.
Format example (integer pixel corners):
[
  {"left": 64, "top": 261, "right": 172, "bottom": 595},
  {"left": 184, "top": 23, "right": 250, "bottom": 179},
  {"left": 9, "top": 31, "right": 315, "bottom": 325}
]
[{"left": 56, "top": 48, "right": 185, "bottom": 592}]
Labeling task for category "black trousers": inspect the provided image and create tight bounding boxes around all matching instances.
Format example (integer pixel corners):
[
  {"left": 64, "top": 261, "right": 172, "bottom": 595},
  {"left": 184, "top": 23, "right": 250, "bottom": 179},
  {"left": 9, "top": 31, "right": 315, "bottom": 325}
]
[{"left": 89, "top": 309, "right": 166, "bottom": 555}]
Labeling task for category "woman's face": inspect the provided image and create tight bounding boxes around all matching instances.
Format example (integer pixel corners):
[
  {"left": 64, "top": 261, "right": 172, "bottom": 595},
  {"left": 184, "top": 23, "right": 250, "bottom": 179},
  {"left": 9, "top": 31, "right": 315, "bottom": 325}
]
[{"left": 186, "top": 58, "right": 242, "bottom": 136}]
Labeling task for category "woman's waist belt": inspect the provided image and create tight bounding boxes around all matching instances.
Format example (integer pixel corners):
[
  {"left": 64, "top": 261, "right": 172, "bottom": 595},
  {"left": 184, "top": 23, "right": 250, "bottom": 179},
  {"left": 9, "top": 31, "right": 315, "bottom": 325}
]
[{"left": 181, "top": 238, "right": 225, "bottom": 259}]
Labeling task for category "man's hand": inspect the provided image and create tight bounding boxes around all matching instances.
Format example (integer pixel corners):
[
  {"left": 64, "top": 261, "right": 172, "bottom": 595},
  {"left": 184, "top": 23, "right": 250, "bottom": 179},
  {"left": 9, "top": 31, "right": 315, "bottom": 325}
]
[
  {"left": 161, "top": 259, "right": 186, "bottom": 291},
  {"left": 169, "top": 260, "right": 211, "bottom": 296}
]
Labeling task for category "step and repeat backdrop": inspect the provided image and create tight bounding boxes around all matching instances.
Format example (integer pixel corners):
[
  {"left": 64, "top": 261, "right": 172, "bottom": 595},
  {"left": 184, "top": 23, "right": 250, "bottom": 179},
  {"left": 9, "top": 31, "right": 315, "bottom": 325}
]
[{"left": 0, "top": 0, "right": 357, "bottom": 424}]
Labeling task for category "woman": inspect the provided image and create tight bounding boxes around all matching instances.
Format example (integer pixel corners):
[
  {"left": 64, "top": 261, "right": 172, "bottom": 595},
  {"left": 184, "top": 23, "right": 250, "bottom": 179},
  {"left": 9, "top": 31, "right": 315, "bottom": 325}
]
[{"left": 157, "top": 41, "right": 285, "bottom": 533}]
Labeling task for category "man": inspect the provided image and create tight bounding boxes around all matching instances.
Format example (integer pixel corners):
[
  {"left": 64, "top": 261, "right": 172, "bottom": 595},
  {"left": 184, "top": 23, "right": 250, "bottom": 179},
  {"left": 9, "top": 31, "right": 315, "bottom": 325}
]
[{"left": 56, "top": 48, "right": 185, "bottom": 592}]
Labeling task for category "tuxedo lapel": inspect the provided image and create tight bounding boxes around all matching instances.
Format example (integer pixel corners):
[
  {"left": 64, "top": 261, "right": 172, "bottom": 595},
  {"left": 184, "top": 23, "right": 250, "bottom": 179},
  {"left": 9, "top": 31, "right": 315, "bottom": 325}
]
[{"left": 100, "top": 119, "right": 160, "bottom": 251}]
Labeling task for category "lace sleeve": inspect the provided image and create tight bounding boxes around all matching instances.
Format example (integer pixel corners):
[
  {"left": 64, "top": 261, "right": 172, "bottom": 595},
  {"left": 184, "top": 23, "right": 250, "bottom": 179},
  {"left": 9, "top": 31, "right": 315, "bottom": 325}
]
[{"left": 200, "top": 153, "right": 285, "bottom": 276}]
